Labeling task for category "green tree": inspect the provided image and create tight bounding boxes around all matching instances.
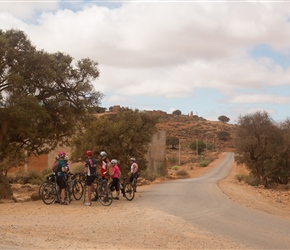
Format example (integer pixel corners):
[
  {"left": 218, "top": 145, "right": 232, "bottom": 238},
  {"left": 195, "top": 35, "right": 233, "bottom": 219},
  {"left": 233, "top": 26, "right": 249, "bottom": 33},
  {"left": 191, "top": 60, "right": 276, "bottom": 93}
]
[
  {"left": 166, "top": 136, "right": 179, "bottom": 149},
  {"left": 218, "top": 115, "right": 230, "bottom": 123},
  {"left": 172, "top": 110, "right": 182, "bottom": 115},
  {"left": 71, "top": 109, "right": 159, "bottom": 175},
  {"left": 235, "top": 111, "right": 290, "bottom": 186},
  {"left": 189, "top": 140, "right": 206, "bottom": 155},
  {"left": 0, "top": 29, "right": 102, "bottom": 198}
]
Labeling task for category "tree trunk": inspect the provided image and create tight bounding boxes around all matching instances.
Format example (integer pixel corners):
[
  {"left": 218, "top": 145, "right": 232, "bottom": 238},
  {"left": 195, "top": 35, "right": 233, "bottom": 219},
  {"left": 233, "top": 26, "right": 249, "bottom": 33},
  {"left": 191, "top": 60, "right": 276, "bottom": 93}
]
[{"left": 0, "top": 170, "right": 13, "bottom": 199}]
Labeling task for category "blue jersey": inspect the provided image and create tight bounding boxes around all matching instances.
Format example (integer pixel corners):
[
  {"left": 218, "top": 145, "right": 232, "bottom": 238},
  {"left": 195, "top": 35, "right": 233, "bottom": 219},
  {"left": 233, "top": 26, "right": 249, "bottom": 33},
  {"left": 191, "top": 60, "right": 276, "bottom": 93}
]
[{"left": 85, "top": 157, "right": 97, "bottom": 176}]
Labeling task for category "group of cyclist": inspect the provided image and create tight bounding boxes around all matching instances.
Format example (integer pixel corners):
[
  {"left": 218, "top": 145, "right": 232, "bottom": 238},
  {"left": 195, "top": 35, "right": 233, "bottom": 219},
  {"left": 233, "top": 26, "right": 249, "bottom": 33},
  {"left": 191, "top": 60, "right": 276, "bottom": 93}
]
[{"left": 54, "top": 150, "right": 138, "bottom": 206}]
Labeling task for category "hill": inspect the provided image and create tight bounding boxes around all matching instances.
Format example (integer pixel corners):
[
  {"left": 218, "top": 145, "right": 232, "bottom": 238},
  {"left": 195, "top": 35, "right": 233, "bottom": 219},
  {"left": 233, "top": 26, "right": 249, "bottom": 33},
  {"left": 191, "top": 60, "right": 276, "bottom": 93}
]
[{"left": 155, "top": 113, "right": 237, "bottom": 165}]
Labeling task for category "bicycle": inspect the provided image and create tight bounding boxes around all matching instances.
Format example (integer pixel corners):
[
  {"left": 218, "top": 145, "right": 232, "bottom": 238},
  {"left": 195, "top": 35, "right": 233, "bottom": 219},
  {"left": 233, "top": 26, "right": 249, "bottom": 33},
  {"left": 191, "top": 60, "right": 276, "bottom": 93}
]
[
  {"left": 83, "top": 175, "right": 113, "bottom": 206},
  {"left": 69, "top": 172, "right": 84, "bottom": 201},
  {"left": 41, "top": 174, "right": 71, "bottom": 205},
  {"left": 131, "top": 172, "right": 139, "bottom": 193},
  {"left": 38, "top": 173, "right": 56, "bottom": 198},
  {"left": 110, "top": 177, "right": 135, "bottom": 201}
]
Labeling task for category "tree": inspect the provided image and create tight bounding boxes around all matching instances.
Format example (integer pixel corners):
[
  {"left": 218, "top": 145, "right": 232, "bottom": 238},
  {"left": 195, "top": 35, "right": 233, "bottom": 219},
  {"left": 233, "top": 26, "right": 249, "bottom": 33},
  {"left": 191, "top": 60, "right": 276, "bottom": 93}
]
[
  {"left": 218, "top": 115, "right": 230, "bottom": 123},
  {"left": 189, "top": 140, "right": 206, "bottom": 155},
  {"left": 71, "top": 109, "right": 159, "bottom": 175},
  {"left": 166, "top": 136, "right": 179, "bottom": 149},
  {"left": 235, "top": 111, "right": 290, "bottom": 186},
  {"left": 172, "top": 110, "right": 182, "bottom": 115},
  {"left": 0, "top": 29, "right": 102, "bottom": 198}
]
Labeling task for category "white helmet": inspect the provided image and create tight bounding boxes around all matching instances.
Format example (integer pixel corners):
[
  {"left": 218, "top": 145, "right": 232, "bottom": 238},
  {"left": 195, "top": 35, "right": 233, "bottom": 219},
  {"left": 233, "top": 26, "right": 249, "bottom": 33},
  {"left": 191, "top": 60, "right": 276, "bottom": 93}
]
[
  {"left": 130, "top": 157, "right": 136, "bottom": 162},
  {"left": 100, "top": 151, "right": 107, "bottom": 157},
  {"left": 111, "top": 159, "right": 118, "bottom": 165}
]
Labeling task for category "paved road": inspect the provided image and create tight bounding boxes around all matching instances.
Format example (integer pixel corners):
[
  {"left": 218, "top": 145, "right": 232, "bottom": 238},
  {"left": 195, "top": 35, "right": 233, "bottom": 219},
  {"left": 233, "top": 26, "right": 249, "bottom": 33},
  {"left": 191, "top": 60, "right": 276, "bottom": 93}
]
[{"left": 138, "top": 152, "right": 290, "bottom": 249}]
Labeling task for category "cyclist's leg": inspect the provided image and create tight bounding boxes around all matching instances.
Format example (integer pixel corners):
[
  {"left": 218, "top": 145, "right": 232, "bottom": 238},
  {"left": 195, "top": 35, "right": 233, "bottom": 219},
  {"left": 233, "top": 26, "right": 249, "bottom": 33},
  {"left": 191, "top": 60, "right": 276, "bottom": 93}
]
[
  {"left": 59, "top": 177, "right": 68, "bottom": 205},
  {"left": 112, "top": 178, "right": 120, "bottom": 200},
  {"left": 84, "top": 175, "right": 95, "bottom": 205}
]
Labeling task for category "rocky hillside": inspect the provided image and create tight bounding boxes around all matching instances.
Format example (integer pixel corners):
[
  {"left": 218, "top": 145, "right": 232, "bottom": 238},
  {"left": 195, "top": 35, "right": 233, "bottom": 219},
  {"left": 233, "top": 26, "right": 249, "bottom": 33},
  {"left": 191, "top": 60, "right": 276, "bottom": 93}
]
[{"left": 155, "top": 113, "right": 237, "bottom": 164}]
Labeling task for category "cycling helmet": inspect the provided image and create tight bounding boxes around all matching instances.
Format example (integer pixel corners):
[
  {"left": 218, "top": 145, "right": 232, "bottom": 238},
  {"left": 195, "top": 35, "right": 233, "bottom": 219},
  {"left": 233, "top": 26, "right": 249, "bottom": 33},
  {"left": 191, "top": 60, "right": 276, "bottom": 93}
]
[
  {"left": 100, "top": 151, "right": 107, "bottom": 157},
  {"left": 58, "top": 151, "right": 65, "bottom": 158},
  {"left": 111, "top": 159, "right": 118, "bottom": 165},
  {"left": 130, "top": 157, "right": 136, "bottom": 162},
  {"left": 86, "top": 150, "right": 92, "bottom": 157}
]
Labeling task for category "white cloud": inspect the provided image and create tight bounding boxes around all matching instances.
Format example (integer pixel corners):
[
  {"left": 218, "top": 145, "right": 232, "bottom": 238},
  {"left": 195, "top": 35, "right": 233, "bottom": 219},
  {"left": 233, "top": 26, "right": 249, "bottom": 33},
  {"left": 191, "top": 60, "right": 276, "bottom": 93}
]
[
  {"left": 0, "top": 1, "right": 58, "bottom": 21},
  {"left": 1, "top": 1, "right": 290, "bottom": 121}
]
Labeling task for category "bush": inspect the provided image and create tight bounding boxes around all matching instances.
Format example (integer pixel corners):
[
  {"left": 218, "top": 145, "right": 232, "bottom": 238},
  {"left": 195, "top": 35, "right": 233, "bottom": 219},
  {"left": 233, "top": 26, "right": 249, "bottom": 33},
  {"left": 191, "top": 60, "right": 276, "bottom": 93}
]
[
  {"left": 245, "top": 175, "right": 260, "bottom": 186},
  {"left": 171, "top": 165, "right": 179, "bottom": 171},
  {"left": 176, "top": 169, "right": 189, "bottom": 177},
  {"left": 28, "top": 169, "right": 41, "bottom": 180},
  {"left": 198, "top": 161, "right": 209, "bottom": 167},
  {"left": 140, "top": 169, "right": 159, "bottom": 182},
  {"left": 29, "top": 178, "right": 42, "bottom": 185},
  {"left": 7, "top": 169, "right": 44, "bottom": 184},
  {"left": 235, "top": 174, "right": 247, "bottom": 182},
  {"left": 6, "top": 173, "right": 17, "bottom": 183}
]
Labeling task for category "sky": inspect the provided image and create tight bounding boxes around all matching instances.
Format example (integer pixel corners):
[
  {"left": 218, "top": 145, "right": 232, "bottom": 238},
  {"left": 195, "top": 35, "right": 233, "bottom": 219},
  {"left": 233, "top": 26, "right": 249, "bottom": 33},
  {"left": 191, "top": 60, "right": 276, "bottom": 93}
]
[{"left": 1, "top": 0, "right": 290, "bottom": 124}]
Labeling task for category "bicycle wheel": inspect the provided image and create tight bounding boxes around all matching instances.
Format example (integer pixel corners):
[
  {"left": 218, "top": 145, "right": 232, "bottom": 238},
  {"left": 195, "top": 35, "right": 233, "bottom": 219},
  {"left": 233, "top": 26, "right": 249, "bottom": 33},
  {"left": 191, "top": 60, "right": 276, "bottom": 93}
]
[
  {"left": 72, "top": 180, "right": 84, "bottom": 200},
  {"left": 38, "top": 181, "right": 50, "bottom": 198},
  {"left": 124, "top": 182, "right": 135, "bottom": 201},
  {"left": 132, "top": 178, "right": 137, "bottom": 192},
  {"left": 41, "top": 183, "right": 57, "bottom": 205},
  {"left": 98, "top": 185, "right": 113, "bottom": 206}
]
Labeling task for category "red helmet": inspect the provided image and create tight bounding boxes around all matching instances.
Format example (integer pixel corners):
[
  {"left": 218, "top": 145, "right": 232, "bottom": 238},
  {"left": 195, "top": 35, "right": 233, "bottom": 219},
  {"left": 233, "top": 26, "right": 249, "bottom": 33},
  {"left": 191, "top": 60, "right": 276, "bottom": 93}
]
[
  {"left": 86, "top": 150, "right": 92, "bottom": 157},
  {"left": 58, "top": 151, "right": 65, "bottom": 158}
]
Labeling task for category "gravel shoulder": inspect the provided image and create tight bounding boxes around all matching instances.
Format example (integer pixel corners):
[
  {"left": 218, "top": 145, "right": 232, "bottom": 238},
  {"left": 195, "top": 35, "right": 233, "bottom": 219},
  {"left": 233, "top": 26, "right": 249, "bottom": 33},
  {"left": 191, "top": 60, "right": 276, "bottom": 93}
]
[{"left": 1, "top": 152, "right": 289, "bottom": 249}]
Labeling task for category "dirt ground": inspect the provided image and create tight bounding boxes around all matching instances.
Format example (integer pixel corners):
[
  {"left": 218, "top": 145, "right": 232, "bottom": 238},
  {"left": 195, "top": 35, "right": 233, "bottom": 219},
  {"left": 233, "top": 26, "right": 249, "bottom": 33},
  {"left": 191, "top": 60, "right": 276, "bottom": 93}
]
[{"left": 1, "top": 152, "right": 290, "bottom": 249}]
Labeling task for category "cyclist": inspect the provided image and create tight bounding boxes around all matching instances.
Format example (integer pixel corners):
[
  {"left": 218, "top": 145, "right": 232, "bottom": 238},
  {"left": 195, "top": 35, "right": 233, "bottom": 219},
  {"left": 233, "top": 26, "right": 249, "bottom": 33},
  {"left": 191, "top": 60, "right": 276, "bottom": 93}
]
[
  {"left": 100, "top": 151, "right": 111, "bottom": 180},
  {"left": 84, "top": 150, "right": 97, "bottom": 206},
  {"left": 56, "top": 151, "right": 69, "bottom": 205},
  {"left": 108, "top": 159, "right": 120, "bottom": 200},
  {"left": 129, "top": 157, "right": 139, "bottom": 192}
]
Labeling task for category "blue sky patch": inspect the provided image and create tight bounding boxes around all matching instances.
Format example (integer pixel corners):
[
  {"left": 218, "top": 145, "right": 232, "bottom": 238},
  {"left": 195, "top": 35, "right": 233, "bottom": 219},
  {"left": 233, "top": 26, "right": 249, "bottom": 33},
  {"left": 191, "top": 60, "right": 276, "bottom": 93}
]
[{"left": 249, "top": 44, "right": 290, "bottom": 70}]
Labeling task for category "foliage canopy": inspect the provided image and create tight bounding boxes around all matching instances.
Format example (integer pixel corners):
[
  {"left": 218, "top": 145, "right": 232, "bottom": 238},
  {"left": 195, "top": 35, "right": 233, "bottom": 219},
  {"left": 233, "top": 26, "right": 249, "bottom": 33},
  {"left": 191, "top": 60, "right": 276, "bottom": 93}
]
[
  {"left": 166, "top": 136, "right": 179, "bottom": 149},
  {"left": 218, "top": 115, "right": 230, "bottom": 123},
  {"left": 235, "top": 111, "right": 290, "bottom": 186},
  {"left": 0, "top": 29, "right": 102, "bottom": 172},
  {"left": 71, "top": 109, "right": 159, "bottom": 175},
  {"left": 189, "top": 140, "right": 206, "bottom": 154},
  {"left": 172, "top": 110, "right": 182, "bottom": 115}
]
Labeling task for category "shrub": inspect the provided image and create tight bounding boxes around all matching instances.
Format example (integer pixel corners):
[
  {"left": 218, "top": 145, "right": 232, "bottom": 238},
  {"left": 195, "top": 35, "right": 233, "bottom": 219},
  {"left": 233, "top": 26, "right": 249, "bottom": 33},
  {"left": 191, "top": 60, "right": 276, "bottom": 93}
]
[
  {"left": 140, "top": 169, "right": 159, "bottom": 182},
  {"left": 171, "top": 165, "right": 179, "bottom": 171},
  {"left": 41, "top": 168, "right": 53, "bottom": 181},
  {"left": 28, "top": 170, "right": 41, "bottom": 180},
  {"left": 198, "top": 161, "right": 209, "bottom": 167},
  {"left": 6, "top": 173, "right": 17, "bottom": 183},
  {"left": 29, "top": 178, "right": 42, "bottom": 185},
  {"left": 235, "top": 174, "right": 247, "bottom": 182},
  {"left": 176, "top": 169, "right": 189, "bottom": 177},
  {"left": 245, "top": 175, "right": 260, "bottom": 186}
]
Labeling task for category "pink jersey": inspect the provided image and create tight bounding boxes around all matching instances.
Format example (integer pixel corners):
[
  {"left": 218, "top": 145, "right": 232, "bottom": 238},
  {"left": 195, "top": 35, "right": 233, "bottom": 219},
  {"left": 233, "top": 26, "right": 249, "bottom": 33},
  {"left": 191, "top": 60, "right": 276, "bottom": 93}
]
[{"left": 111, "top": 165, "right": 120, "bottom": 178}]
